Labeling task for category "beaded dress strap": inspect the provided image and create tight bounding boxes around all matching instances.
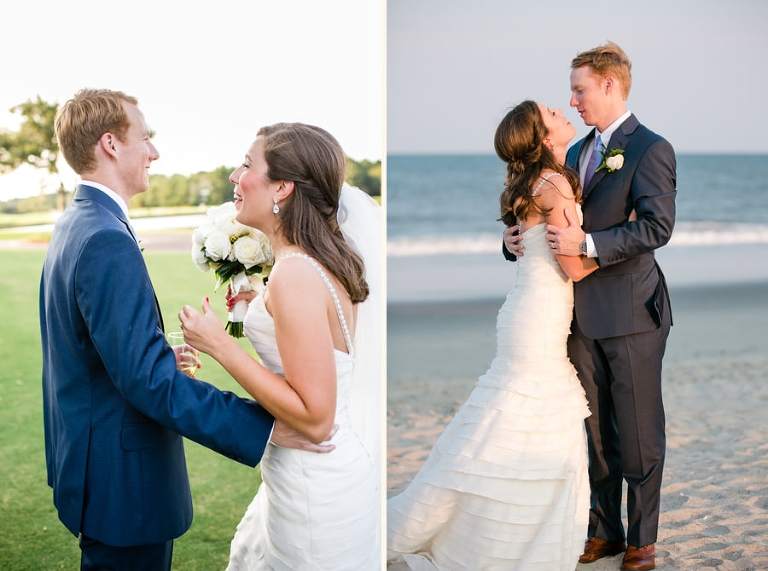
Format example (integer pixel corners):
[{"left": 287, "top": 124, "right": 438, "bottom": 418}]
[
  {"left": 532, "top": 172, "right": 565, "bottom": 196},
  {"left": 274, "top": 252, "right": 354, "bottom": 357}
]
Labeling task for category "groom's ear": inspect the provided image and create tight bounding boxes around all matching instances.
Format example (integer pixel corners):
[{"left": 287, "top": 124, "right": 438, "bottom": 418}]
[{"left": 97, "top": 132, "right": 119, "bottom": 160}]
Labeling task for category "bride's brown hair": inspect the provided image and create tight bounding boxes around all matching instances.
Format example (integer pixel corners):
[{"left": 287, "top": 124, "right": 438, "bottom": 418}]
[
  {"left": 259, "top": 122, "right": 369, "bottom": 303},
  {"left": 494, "top": 100, "right": 581, "bottom": 226}
]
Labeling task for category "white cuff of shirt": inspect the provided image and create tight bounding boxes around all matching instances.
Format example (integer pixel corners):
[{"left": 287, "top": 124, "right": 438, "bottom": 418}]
[
  {"left": 585, "top": 234, "right": 598, "bottom": 258},
  {"left": 267, "top": 421, "right": 276, "bottom": 445}
]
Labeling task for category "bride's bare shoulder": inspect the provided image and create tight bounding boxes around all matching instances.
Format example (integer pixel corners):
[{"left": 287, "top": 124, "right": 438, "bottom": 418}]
[
  {"left": 534, "top": 171, "right": 575, "bottom": 202},
  {"left": 268, "top": 257, "right": 326, "bottom": 306}
]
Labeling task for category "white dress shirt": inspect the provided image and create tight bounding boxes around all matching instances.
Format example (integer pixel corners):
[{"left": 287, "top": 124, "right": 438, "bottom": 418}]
[
  {"left": 80, "top": 179, "right": 131, "bottom": 221},
  {"left": 580, "top": 109, "right": 632, "bottom": 258}
]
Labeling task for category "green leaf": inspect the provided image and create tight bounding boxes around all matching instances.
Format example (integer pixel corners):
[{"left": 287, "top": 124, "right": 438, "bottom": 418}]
[{"left": 225, "top": 321, "right": 244, "bottom": 338}]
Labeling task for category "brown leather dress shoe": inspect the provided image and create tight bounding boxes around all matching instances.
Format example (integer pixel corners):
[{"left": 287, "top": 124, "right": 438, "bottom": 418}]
[
  {"left": 578, "top": 537, "right": 627, "bottom": 564},
  {"left": 621, "top": 543, "right": 656, "bottom": 570}
]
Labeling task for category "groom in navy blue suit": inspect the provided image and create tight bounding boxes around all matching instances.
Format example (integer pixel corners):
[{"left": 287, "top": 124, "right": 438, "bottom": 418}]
[{"left": 40, "top": 89, "right": 330, "bottom": 570}]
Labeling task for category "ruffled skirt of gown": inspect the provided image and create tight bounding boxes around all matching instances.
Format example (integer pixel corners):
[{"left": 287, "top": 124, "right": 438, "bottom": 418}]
[{"left": 387, "top": 225, "right": 591, "bottom": 570}]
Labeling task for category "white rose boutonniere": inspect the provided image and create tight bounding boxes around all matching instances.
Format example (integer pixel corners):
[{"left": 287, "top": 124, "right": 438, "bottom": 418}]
[
  {"left": 606, "top": 154, "right": 624, "bottom": 171},
  {"left": 596, "top": 147, "right": 625, "bottom": 174}
]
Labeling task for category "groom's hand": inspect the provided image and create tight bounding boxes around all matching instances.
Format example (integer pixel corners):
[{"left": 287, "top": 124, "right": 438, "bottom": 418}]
[
  {"left": 546, "top": 209, "right": 585, "bottom": 257},
  {"left": 271, "top": 420, "right": 337, "bottom": 453},
  {"left": 503, "top": 225, "right": 524, "bottom": 257},
  {"left": 172, "top": 344, "right": 202, "bottom": 373}
]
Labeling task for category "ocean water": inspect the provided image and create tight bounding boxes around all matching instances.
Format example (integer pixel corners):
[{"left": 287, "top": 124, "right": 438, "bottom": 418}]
[{"left": 387, "top": 154, "right": 768, "bottom": 256}]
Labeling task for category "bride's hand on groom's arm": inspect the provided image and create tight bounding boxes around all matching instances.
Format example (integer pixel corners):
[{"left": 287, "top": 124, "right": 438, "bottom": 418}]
[
  {"left": 546, "top": 208, "right": 585, "bottom": 257},
  {"left": 178, "top": 297, "right": 233, "bottom": 358}
]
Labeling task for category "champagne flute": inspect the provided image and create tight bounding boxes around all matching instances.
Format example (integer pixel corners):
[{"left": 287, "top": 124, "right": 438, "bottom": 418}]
[{"left": 167, "top": 331, "right": 200, "bottom": 377}]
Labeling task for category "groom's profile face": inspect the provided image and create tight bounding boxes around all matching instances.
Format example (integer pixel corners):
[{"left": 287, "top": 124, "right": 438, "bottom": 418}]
[
  {"left": 569, "top": 66, "right": 608, "bottom": 128},
  {"left": 116, "top": 103, "right": 160, "bottom": 195}
]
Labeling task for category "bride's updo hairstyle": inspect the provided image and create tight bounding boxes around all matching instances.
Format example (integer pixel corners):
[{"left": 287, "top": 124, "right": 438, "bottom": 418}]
[
  {"left": 259, "top": 122, "right": 369, "bottom": 303},
  {"left": 494, "top": 100, "right": 581, "bottom": 227}
]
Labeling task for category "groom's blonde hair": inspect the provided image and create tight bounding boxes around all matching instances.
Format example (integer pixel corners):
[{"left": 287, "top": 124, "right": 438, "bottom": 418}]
[
  {"left": 55, "top": 89, "right": 138, "bottom": 174},
  {"left": 571, "top": 42, "right": 632, "bottom": 99}
]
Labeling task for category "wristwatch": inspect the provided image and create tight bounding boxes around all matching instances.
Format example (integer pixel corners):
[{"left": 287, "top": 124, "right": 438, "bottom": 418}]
[{"left": 579, "top": 240, "right": 587, "bottom": 256}]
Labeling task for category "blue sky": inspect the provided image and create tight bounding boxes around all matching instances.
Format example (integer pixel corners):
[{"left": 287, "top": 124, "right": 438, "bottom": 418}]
[{"left": 388, "top": 0, "right": 768, "bottom": 153}]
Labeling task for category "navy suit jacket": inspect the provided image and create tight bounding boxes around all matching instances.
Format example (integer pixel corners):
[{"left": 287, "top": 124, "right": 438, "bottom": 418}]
[
  {"left": 504, "top": 115, "right": 677, "bottom": 338},
  {"left": 40, "top": 184, "right": 274, "bottom": 546}
]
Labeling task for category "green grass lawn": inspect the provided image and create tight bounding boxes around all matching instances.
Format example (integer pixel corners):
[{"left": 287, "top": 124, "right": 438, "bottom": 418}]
[{"left": 0, "top": 249, "right": 266, "bottom": 569}]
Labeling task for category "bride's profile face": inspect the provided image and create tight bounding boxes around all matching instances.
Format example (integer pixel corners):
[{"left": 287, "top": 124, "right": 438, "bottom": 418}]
[
  {"left": 537, "top": 103, "right": 575, "bottom": 147},
  {"left": 229, "top": 138, "right": 279, "bottom": 230}
]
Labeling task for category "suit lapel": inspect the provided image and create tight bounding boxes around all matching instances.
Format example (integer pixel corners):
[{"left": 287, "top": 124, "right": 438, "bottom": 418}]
[
  {"left": 75, "top": 185, "right": 138, "bottom": 243},
  {"left": 567, "top": 134, "right": 590, "bottom": 172},
  {"left": 582, "top": 114, "right": 638, "bottom": 202},
  {"left": 75, "top": 184, "right": 165, "bottom": 332}
]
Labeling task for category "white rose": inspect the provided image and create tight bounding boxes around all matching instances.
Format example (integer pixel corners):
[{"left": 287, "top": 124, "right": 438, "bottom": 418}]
[
  {"left": 233, "top": 235, "right": 269, "bottom": 269},
  {"left": 204, "top": 229, "right": 232, "bottom": 261},
  {"left": 192, "top": 223, "right": 213, "bottom": 248},
  {"left": 205, "top": 205, "right": 232, "bottom": 236},
  {"left": 217, "top": 218, "right": 238, "bottom": 237},
  {"left": 606, "top": 154, "right": 624, "bottom": 171},
  {"left": 250, "top": 230, "right": 273, "bottom": 263},
  {"left": 191, "top": 244, "right": 210, "bottom": 271},
  {"left": 233, "top": 220, "right": 252, "bottom": 236},
  {"left": 226, "top": 243, "right": 238, "bottom": 262},
  {"left": 215, "top": 203, "right": 237, "bottom": 223},
  {"left": 212, "top": 205, "right": 251, "bottom": 240},
  {"left": 206, "top": 202, "right": 236, "bottom": 221}
]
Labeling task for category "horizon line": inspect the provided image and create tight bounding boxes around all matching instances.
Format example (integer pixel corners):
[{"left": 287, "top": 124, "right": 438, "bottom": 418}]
[{"left": 387, "top": 151, "right": 768, "bottom": 157}]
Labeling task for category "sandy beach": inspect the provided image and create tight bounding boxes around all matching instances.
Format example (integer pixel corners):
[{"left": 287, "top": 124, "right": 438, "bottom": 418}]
[{"left": 388, "top": 272, "right": 768, "bottom": 569}]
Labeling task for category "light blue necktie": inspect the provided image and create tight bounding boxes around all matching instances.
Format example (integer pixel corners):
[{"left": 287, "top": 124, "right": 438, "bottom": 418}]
[{"left": 584, "top": 135, "right": 604, "bottom": 189}]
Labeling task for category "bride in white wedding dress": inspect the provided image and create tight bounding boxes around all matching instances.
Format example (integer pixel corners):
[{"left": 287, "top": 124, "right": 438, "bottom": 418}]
[
  {"left": 387, "top": 101, "right": 599, "bottom": 570},
  {"left": 180, "top": 123, "right": 382, "bottom": 570}
]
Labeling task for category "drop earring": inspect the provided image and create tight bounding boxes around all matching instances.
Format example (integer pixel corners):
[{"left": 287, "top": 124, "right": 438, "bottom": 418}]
[{"left": 272, "top": 199, "right": 280, "bottom": 215}]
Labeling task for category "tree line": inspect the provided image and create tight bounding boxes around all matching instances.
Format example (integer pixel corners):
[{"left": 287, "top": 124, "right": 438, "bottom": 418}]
[
  {"left": 1, "top": 97, "right": 380, "bottom": 214},
  {"left": 131, "top": 158, "right": 380, "bottom": 209}
]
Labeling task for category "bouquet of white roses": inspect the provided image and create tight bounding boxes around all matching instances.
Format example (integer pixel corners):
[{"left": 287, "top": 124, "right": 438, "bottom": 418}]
[{"left": 191, "top": 202, "right": 273, "bottom": 337}]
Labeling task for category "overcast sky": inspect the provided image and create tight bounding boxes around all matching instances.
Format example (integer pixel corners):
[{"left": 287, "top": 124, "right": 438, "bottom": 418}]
[
  {"left": 389, "top": 0, "right": 768, "bottom": 154},
  {"left": 1, "top": 0, "right": 383, "bottom": 198}
]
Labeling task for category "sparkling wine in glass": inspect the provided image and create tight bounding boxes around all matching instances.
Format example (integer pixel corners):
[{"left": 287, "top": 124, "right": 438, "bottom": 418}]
[{"left": 167, "top": 331, "right": 200, "bottom": 377}]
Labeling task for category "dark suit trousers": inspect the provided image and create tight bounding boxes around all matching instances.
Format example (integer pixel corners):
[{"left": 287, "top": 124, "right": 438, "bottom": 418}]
[
  {"left": 567, "top": 309, "right": 671, "bottom": 547},
  {"left": 80, "top": 534, "right": 173, "bottom": 571}
]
